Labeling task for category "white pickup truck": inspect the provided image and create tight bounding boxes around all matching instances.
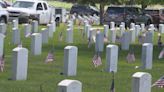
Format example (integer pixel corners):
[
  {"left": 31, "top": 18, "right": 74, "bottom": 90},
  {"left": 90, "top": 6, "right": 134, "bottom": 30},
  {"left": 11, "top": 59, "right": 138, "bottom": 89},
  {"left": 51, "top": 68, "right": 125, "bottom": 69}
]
[
  {"left": 0, "top": 3, "right": 9, "bottom": 24},
  {"left": 7, "top": 0, "right": 52, "bottom": 24}
]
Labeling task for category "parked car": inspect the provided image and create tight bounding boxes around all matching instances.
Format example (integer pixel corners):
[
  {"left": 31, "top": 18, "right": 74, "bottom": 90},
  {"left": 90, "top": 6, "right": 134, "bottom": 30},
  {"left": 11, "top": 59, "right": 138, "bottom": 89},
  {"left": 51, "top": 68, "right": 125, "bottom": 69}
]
[
  {"left": 103, "top": 6, "right": 153, "bottom": 27},
  {"left": 70, "top": 4, "right": 99, "bottom": 16},
  {"left": 0, "top": 3, "right": 9, "bottom": 23},
  {"left": 145, "top": 8, "right": 164, "bottom": 25},
  {"left": 7, "top": 0, "right": 52, "bottom": 24}
]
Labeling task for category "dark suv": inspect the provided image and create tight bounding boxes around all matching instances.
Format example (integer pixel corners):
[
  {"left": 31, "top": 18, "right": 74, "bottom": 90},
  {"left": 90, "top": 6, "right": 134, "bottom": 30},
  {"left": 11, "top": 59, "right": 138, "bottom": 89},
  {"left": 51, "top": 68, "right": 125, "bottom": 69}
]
[
  {"left": 145, "top": 8, "right": 164, "bottom": 25},
  {"left": 70, "top": 4, "right": 99, "bottom": 16},
  {"left": 103, "top": 6, "right": 152, "bottom": 27}
]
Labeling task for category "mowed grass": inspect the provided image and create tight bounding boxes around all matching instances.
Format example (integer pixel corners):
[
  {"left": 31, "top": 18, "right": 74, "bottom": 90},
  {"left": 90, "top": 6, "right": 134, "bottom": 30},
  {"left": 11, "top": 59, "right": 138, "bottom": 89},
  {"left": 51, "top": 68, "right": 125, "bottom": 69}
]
[
  {"left": 48, "top": 1, "right": 73, "bottom": 9},
  {"left": 0, "top": 22, "right": 164, "bottom": 92}
]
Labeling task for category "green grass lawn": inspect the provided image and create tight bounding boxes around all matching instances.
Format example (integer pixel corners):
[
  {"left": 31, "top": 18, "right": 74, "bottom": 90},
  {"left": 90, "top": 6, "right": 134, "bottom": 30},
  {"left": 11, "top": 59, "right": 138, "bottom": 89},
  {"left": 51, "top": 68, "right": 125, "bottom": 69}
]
[
  {"left": 48, "top": 1, "right": 73, "bottom": 9},
  {"left": 0, "top": 22, "right": 164, "bottom": 92}
]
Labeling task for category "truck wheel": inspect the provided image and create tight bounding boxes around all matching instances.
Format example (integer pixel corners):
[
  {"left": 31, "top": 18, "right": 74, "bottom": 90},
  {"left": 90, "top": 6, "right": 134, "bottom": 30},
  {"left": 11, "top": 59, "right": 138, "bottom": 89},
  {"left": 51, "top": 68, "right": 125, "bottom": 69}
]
[{"left": 0, "top": 17, "right": 6, "bottom": 24}]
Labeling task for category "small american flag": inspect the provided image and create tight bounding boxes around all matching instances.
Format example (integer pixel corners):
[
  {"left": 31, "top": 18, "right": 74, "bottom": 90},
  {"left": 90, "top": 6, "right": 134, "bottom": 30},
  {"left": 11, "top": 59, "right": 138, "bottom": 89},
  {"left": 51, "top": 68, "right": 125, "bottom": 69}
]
[
  {"left": 158, "top": 48, "right": 164, "bottom": 59},
  {"left": 158, "top": 35, "right": 163, "bottom": 47},
  {"left": 0, "top": 54, "right": 5, "bottom": 72},
  {"left": 116, "top": 35, "right": 121, "bottom": 43},
  {"left": 45, "top": 52, "right": 54, "bottom": 63},
  {"left": 126, "top": 53, "right": 135, "bottom": 63},
  {"left": 152, "top": 76, "right": 164, "bottom": 88},
  {"left": 92, "top": 54, "right": 102, "bottom": 67}
]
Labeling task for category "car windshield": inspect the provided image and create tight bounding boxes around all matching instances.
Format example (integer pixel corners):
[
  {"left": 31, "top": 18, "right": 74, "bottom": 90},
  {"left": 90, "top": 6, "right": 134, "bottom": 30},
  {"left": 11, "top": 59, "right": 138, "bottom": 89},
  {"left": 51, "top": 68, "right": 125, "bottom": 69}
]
[
  {"left": 106, "top": 7, "right": 124, "bottom": 14},
  {"left": 12, "top": 1, "right": 34, "bottom": 8},
  {"left": 90, "top": 6, "right": 99, "bottom": 11},
  {"left": 145, "top": 10, "right": 159, "bottom": 14}
]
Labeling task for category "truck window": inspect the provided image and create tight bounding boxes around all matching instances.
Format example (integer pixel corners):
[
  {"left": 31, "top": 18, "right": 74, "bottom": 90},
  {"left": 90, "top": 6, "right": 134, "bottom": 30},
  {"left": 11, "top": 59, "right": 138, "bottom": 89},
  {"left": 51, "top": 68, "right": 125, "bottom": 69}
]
[
  {"left": 43, "top": 3, "right": 47, "bottom": 10},
  {"left": 36, "top": 3, "right": 43, "bottom": 10}
]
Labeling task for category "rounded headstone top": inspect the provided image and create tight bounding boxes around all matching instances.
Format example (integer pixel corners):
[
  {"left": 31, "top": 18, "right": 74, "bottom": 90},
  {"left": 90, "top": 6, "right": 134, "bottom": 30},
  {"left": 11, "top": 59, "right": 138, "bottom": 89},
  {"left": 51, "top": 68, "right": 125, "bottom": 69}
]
[
  {"left": 13, "top": 47, "right": 28, "bottom": 52},
  {"left": 132, "top": 72, "right": 151, "bottom": 78},
  {"left": 41, "top": 28, "right": 46, "bottom": 31},
  {"left": 31, "top": 33, "right": 41, "bottom": 36},
  {"left": 64, "top": 46, "right": 77, "bottom": 50},
  {"left": 0, "top": 23, "right": 5, "bottom": 25},
  {"left": 143, "top": 43, "right": 153, "bottom": 46},
  {"left": 24, "top": 24, "right": 29, "bottom": 26},
  {"left": 58, "top": 79, "right": 82, "bottom": 86},
  {"left": 107, "top": 44, "right": 118, "bottom": 48}
]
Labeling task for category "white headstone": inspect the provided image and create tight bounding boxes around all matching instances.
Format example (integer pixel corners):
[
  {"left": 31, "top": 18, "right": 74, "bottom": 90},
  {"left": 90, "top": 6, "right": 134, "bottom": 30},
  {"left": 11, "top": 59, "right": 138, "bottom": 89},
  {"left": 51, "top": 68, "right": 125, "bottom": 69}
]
[
  {"left": 104, "top": 25, "right": 109, "bottom": 37},
  {"left": 159, "top": 24, "right": 164, "bottom": 33},
  {"left": 67, "top": 20, "right": 73, "bottom": 31},
  {"left": 64, "top": 46, "right": 78, "bottom": 76},
  {"left": 144, "top": 31, "right": 153, "bottom": 43},
  {"left": 129, "top": 28, "right": 135, "bottom": 43},
  {"left": 141, "top": 23, "right": 145, "bottom": 32},
  {"left": 110, "top": 28, "right": 116, "bottom": 43},
  {"left": 62, "top": 8, "right": 66, "bottom": 23},
  {"left": 141, "top": 43, "right": 153, "bottom": 69},
  {"left": 12, "top": 47, "right": 28, "bottom": 80},
  {"left": 58, "top": 79, "right": 82, "bottom": 92},
  {"left": 0, "top": 33, "right": 5, "bottom": 56},
  {"left": 66, "top": 28, "right": 73, "bottom": 43},
  {"left": 121, "top": 32, "right": 130, "bottom": 50},
  {"left": 41, "top": 28, "right": 49, "bottom": 44},
  {"left": 12, "top": 28, "right": 20, "bottom": 45},
  {"left": 86, "top": 25, "right": 91, "bottom": 38},
  {"left": 110, "top": 22, "right": 115, "bottom": 29},
  {"left": 106, "top": 45, "right": 118, "bottom": 72},
  {"left": 31, "top": 33, "right": 42, "bottom": 55},
  {"left": 47, "top": 24, "right": 53, "bottom": 38},
  {"left": 51, "top": 21, "right": 56, "bottom": 32},
  {"left": 95, "top": 31, "right": 104, "bottom": 52},
  {"left": 31, "top": 20, "right": 38, "bottom": 33},
  {"left": 23, "top": 24, "right": 31, "bottom": 37},
  {"left": 121, "top": 22, "right": 125, "bottom": 28},
  {"left": 130, "top": 23, "right": 135, "bottom": 30},
  {"left": 120, "top": 24, "right": 125, "bottom": 36},
  {"left": 12, "top": 19, "right": 18, "bottom": 29},
  {"left": 132, "top": 72, "right": 152, "bottom": 92},
  {"left": 84, "top": 20, "right": 89, "bottom": 33},
  {"left": 0, "top": 23, "right": 6, "bottom": 34},
  {"left": 135, "top": 25, "right": 140, "bottom": 37}
]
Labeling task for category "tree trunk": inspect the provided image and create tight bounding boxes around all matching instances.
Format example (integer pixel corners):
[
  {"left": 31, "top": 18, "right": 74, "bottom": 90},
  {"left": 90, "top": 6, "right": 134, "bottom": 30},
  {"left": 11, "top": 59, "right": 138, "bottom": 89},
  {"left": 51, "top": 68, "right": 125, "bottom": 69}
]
[{"left": 100, "top": 3, "right": 105, "bottom": 25}]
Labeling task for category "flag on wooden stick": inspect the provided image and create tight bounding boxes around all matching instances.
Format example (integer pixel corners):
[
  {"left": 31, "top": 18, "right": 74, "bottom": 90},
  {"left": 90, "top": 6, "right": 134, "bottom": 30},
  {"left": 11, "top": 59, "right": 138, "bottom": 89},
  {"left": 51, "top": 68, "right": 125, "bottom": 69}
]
[
  {"left": 0, "top": 54, "right": 5, "bottom": 72},
  {"left": 158, "top": 33, "right": 163, "bottom": 47},
  {"left": 126, "top": 48, "right": 135, "bottom": 63},
  {"left": 92, "top": 52, "right": 102, "bottom": 67},
  {"left": 45, "top": 51, "right": 54, "bottom": 63},
  {"left": 152, "top": 76, "right": 164, "bottom": 88},
  {"left": 158, "top": 48, "right": 164, "bottom": 59}
]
